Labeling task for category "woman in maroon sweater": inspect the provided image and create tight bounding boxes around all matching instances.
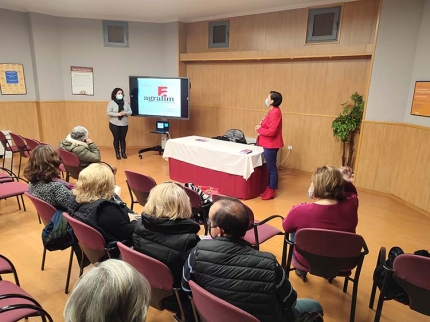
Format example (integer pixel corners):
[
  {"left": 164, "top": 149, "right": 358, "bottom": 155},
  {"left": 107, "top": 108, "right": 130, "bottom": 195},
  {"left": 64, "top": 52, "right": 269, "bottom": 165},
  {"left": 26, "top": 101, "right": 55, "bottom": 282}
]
[
  {"left": 282, "top": 165, "right": 358, "bottom": 280},
  {"left": 255, "top": 91, "right": 284, "bottom": 200}
]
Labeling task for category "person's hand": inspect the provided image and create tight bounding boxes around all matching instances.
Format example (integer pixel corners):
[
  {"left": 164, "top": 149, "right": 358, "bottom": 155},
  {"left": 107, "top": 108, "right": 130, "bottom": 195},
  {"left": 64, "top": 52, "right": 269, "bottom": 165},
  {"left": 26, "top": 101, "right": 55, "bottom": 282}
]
[
  {"left": 85, "top": 138, "right": 93, "bottom": 144},
  {"left": 119, "top": 111, "right": 126, "bottom": 116},
  {"left": 340, "top": 166, "right": 353, "bottom": 182},
  {"left": 128, "top": 213, "right": 138, "bottom": 222},
  {"left": 255, "top": 125, "right": 261, "bottom": 131}
]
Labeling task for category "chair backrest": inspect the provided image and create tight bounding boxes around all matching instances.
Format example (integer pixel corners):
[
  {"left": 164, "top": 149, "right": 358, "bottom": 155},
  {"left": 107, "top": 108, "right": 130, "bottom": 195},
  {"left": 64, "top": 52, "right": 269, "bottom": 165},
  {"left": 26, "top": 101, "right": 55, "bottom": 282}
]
[
  {"left": 184, "top": 186, "right": 202, "bottom": 209},
  {"left": 9, "top": 133, "right": 29, "bottom": 157},
  {"left": 24, "top": 192, "right": 56, "bottom": 225},
  {"left": 0, "top": 131, "right": 10, "bottom": 150},
  {"left": 295, "top": 228, "right": 368, "bottom": 278},
  {"left": 393, "top": 254, "right": 430, "bottom": 315},
  {"left": 22, "top": 138, "right": 40, "bottom": 152},
  {"left": 117, "top": 242, "right": 175, "bottom": 311},
  {"left": 58, "top": 149, "right": 82, "bottom": 180},
  {"left": 62, "top": 212, "right": 106, "bottom": 263},
  {"left": 124, "top": 170, "right": 156, "bottom": 206},
  {"left": 189, "top": 280, "right": 259, "bottom": 322}
]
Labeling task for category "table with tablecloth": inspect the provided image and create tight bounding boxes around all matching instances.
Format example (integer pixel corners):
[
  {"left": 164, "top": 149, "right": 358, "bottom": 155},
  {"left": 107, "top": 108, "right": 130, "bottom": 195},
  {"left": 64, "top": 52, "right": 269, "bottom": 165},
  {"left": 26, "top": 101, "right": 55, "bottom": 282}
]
[{"left": 162, "top": 136, "right": 267, "bottom": 200}]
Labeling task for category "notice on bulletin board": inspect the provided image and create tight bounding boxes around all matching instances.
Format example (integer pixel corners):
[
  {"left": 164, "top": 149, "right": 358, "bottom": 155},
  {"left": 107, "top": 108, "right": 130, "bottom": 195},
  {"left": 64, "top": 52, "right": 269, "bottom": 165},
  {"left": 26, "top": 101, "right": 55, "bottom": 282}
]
[
  {"left": 71, "top": 66, "right": 94, "bottom": 96},
  {"left": 0, "top": 63, "right": 27, "bottom": 95},
  {"left": 411, "top": 81, "right": 430, "bottom": 117}
]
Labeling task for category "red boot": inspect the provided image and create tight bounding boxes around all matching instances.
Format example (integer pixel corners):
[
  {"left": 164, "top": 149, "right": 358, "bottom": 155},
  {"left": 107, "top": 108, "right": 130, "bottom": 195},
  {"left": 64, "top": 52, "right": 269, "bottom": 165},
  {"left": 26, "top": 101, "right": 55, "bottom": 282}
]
[
  {"left": 259, "top": 186, "right": 270, "bottom": 197},
  {"left": 261, "top": 188, "right": 275, "bottom": 200}
]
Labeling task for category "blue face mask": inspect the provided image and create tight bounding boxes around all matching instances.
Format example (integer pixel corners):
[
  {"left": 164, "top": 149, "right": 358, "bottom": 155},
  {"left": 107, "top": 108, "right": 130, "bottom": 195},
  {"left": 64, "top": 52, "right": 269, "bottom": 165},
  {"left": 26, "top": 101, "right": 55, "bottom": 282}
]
[
  {"left": 265, "top": 98, "right": 271, "bottom": 107},
  {"left": 116, "top": 94, "right": 123, "bottom": 100},
  {"left": 308, "top": 188, "right": 314, "bottom": 199}
]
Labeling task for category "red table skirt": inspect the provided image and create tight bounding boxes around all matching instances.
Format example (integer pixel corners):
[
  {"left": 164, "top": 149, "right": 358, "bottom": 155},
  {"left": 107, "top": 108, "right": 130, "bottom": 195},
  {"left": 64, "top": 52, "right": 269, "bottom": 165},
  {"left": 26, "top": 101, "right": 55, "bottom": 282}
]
[{"left": 168, "top": 158, "right": 268, "bottom": 200}]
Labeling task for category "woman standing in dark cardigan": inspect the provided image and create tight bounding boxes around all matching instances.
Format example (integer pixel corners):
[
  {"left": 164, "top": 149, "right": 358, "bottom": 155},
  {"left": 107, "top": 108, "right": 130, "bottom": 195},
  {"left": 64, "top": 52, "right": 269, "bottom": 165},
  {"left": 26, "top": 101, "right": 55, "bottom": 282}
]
[{"left": 107, "top": 88, "right": 132, "bottom": 160}]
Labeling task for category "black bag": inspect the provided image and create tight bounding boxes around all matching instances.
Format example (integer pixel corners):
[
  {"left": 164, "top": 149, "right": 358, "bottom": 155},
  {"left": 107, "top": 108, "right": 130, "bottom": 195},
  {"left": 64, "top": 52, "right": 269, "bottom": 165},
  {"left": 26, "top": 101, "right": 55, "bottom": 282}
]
[
  {"left": 42, "top": 210, "right": 76, "bottom": 251},
  {"left": 295, "top": 312, "right": 324, "bottom": 322},
  {"left": 373, "top": 246, "right": 408, "bottom": 303}
]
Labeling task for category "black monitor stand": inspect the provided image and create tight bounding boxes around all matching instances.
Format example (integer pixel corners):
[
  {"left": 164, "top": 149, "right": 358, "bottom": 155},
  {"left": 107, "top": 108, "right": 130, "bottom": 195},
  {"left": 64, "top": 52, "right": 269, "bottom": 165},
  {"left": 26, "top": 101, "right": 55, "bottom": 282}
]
[{"left": 138, "top": 132, "right": 168, "bottom": 159}]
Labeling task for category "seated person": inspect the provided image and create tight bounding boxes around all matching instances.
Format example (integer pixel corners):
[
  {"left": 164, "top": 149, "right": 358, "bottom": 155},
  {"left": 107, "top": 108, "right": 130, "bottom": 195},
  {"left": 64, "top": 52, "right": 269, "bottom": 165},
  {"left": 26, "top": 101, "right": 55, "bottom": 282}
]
[
  {"left": 64, "top": 259, "right": 151, "bottom": 322},
  {"left": 182, "top": 197, "right": 323, "bottom": 322},
  {"left": 69, "top": 163, "right": 137, "bottom": 247},
  {"left": 60, "top": 126, "right": 101, "bottom": 168},
  {"left": 24, "top": 145, "right": 73, "bottom": 212},
  {"left": 134, "top": 182, "right": 200, "bottom": 321},
  {"left": 282, "top": 165, "right": 358, "bottom": 280}
]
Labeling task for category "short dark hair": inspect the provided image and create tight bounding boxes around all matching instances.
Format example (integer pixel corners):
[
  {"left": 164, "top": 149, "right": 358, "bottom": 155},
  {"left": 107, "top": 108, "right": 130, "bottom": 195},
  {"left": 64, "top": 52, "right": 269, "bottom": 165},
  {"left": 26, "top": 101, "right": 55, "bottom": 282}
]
[
  {"left": 111, "top": 88, "right": 124, "bottom": 100},
  {"left": 270, "top": 91, "right": 283, "bottom": 107},
  {"left": 212, "top": 197, "right": 249, "bottom": 238}
]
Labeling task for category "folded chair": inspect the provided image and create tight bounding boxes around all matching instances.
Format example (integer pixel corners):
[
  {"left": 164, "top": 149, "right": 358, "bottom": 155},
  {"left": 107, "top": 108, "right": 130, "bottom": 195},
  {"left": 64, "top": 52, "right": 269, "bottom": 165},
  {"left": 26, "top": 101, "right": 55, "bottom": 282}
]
[
  {"left": 189, "top": 280, "right": 259, "bottom": 322},
  {"left": 283, "top": 228, "right": 368, "bottom": 322},
  {"left": 0, "top": 255, "right": 20, "bottom": 286},
  {"left": 118, "top": 242, "right": 185, "bottom": 322},
  {"left": 0, "top": 131, "right": 20, "bottom": 173},
  {"left": 370, "top": 251, "right": 430, "bottom": 322},
  {"left": 62, "top": 213, "right": 112, "bottom": 293},
  {"left": 9, "top": 132, "right": 30, "bottom": 178},
  {"left": 124, "top": 170, "right": 157, "bottom": 211}
]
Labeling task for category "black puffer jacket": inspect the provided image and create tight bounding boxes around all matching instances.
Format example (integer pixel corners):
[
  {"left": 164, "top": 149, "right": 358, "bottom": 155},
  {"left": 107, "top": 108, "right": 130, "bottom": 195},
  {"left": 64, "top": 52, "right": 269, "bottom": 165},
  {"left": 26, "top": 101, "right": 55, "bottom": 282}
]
[
  {"left": 133, "top": 213, "right": 200, "bottom": 286},
  {"left": 193, "top": 237, "right": 291, "bottom": 322}
]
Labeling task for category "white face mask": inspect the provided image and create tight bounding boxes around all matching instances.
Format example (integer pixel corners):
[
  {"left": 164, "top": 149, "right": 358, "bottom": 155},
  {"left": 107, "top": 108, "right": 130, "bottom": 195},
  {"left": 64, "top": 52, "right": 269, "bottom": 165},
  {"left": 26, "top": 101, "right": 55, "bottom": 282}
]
[
  {"left": 308, "top": 187, "right": 314, "bottom": 199},
  {"left": 265, "top": 98, "right": 271, "bottom": 107},
  {"left": 116, "top": 94, "right": 123, "bottom": 100}
]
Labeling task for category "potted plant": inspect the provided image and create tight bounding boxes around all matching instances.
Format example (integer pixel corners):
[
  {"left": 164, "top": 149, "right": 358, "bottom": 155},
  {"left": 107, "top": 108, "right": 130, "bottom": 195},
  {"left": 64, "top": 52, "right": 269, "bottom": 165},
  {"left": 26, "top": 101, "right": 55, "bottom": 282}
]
[{"left": 331, "top": 92, "right": 364, "bottom": 167}]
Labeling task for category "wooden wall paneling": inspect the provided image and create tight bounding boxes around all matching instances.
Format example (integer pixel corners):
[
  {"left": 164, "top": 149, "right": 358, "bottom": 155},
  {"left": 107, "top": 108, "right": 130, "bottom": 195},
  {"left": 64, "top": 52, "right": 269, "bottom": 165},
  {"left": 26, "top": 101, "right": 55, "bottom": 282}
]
[
  {"left": 229, "top": 62, "right": 265, "bottom": 109},
  {"left": 39, "top": 101, "right": 67, "bottom": 146},
  {"left": 230, "top": 14, "right": 267, "bottom": 51},
  {"left": 369, "top": 0, "right": 382, "bottom": 45},
  {"left": 186, "top": 21, "right": 207, "bottom": 53},
  {"left": 178, "top": 22, "right": 187, "bottom": 77},
  {"left": 0, "top": 101, "right": 40, "bottom": 140},
  {"left": 348, "top": 0, "right": 380, "bottom": 45},
  {"left": 317, "top": 116, "right": 344, "bottom": 167},
  {"left": 338, "top": 2, "right": 354, "bottom": 46},
  {"left": 354, "top": 122, "right": 384, "bottom": 190},
  {"left": 423, "top": 131, "right": 430, "bottom": 212},
  {"left": 293, "top": 8, "right": 309, "bottom": 48},
  {"left": 264, "top": 10, "right": 300, "bottom": 51}
]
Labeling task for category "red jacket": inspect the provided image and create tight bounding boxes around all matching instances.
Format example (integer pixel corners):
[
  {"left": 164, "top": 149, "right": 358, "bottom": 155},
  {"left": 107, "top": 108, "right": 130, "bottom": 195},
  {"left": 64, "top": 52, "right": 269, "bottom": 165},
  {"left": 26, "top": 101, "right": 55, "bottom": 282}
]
[{"left": 257, "top": 107, "right": 284, "bottom": 148}]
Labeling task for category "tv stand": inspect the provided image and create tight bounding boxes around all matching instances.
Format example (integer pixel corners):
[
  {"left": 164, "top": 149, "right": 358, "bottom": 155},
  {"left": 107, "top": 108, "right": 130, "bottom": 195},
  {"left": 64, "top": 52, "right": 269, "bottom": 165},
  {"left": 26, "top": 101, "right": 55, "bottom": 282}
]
[{"left": 138, "top": 132, "right": 168, "bottom": 159}]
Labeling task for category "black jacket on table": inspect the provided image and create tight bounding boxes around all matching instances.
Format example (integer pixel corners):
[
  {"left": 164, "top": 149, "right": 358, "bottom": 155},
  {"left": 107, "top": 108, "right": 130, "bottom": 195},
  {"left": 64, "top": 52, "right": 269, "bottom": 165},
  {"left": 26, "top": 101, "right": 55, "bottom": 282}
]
[
  {"left": 68, "top": 196, "right": 136, "bottom": 246},
  {"left": 182, "top": 237, "right": 298, "bottom": 322},
  {"left": 133, "top": 213, "right": 200, "bottom": 287}
]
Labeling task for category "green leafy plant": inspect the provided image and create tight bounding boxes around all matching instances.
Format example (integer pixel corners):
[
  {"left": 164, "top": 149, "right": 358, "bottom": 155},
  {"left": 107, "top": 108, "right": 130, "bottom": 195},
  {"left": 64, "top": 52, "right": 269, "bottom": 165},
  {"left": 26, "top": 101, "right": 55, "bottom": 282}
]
[{"left": 332, "top": 92, "right": 364, "bottom": 167}]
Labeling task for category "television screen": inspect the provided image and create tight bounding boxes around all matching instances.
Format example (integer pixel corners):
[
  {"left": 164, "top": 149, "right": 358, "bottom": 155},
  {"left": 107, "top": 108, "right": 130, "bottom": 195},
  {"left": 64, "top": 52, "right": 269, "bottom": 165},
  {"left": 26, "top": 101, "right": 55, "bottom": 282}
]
[{"left": 129, "top": 76, "right": 190, "bottom": 119}]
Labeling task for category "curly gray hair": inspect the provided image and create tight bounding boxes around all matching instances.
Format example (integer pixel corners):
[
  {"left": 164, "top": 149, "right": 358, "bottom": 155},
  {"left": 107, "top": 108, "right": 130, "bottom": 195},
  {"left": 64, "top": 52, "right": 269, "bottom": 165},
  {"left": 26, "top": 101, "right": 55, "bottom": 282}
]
[{"left": 70, "top": 126, "right": 88, "bottom": 142}]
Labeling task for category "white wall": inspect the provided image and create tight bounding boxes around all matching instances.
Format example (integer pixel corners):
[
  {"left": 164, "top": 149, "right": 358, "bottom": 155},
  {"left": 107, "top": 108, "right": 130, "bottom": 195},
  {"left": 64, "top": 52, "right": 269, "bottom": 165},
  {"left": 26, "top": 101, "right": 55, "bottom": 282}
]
[
  {"left": 404, "top": 0, "right": 430, "bottom": 126},
  {"left": 0, "top": 9, "right": 36, "bottom": 101},
  {"left": 365, "top": 0, "right": 423, "bottom": 122},
  {"left": 0, "top": 9, "right": 179, "bottom": 102}
]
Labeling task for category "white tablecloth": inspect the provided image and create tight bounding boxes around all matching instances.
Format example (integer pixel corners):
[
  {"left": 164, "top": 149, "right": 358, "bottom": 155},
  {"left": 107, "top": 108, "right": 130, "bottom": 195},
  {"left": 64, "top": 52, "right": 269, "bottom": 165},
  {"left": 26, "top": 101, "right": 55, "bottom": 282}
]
[{"left": 163, "top": 136, "right": 265, "bottom": 180}]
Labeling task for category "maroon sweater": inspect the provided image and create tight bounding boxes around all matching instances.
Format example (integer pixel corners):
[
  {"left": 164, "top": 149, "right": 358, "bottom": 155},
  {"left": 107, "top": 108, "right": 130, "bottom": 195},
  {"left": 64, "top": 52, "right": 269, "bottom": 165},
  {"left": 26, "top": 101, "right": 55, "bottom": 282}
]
[{"left": 282, "top": 182, "right": 358, "bottom": 267}]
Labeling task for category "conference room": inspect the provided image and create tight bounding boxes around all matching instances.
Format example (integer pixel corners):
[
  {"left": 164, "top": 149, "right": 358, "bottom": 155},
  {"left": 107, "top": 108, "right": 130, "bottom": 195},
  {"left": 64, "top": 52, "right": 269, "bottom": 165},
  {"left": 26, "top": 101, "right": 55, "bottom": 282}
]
[{"left": 1, "top": 0, "right": 430, "bottom": 321}]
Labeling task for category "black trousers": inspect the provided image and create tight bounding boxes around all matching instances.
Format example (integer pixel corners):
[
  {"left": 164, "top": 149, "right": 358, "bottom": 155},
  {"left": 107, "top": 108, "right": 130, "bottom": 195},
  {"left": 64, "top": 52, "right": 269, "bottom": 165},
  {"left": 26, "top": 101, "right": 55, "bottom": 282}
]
[{"left": 109, "top": 123, "right": 128, "bottom": 152}]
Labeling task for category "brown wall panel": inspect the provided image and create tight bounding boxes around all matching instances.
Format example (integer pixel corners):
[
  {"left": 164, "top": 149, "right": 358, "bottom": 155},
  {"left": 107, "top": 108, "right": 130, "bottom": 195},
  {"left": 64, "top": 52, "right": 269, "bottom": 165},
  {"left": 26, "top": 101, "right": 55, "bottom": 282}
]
[{"left": 0, "top": 101, "right": 40, "bottom": 140}]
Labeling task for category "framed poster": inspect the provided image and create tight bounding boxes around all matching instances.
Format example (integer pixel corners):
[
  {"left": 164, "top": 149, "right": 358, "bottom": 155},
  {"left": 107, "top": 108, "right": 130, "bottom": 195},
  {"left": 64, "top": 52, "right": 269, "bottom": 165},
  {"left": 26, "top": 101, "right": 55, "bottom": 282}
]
[
  {"left": 0, "top": 63, "right": 27, "bottom": 95},
  {"left": 71, "top": 66, "right": 94, "bottom": 95},
  {"left": 411, "top": 81, "right": 430, "bottom": 117}
]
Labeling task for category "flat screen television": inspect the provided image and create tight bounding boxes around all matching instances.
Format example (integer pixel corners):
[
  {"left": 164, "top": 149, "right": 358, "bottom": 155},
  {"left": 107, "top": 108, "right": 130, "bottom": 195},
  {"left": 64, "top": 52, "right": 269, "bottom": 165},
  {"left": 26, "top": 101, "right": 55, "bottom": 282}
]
[{"left": 129, "top": 76, "right": 190, "bottom": 119}]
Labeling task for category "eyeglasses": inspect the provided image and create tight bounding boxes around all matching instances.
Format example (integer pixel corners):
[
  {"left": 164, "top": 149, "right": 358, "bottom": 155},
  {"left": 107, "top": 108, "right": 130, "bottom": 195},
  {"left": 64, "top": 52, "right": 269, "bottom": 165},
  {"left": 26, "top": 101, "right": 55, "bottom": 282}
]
[{"left": 206, "top": 218, "right": 217, "bottom": 230}]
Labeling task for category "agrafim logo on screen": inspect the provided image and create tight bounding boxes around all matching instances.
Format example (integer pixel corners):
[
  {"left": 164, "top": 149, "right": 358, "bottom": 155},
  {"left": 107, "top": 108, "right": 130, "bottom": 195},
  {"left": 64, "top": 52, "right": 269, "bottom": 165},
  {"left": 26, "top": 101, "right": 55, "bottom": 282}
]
[{"left": 143, "top": 86, "right": 175, "bottom": 102}]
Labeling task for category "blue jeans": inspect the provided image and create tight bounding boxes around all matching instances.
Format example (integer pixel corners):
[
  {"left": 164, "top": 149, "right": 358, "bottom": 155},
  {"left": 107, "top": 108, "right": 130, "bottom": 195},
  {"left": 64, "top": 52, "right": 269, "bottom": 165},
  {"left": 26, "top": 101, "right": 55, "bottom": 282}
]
[
  {"left": 294, "top": 299, "right": 324, "bottom": 315},
  {"left": 263, "top": 148, "right": 279, "bottom": 189}
]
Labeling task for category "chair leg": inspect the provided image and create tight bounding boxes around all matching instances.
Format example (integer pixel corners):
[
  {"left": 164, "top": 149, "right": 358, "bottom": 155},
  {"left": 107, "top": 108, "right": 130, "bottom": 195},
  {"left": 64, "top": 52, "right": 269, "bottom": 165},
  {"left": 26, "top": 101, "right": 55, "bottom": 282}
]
[
  {"left": 65, "top": 247, "right": 74, "bottom": 294},
  {"left": 349, "top": 280, "right": 359, "bottom": 322},
  {"left": 369, "top": 281, "right": 377, "bottom": 309},
  {"left": 37, "top": 214, "right": 41, "bottom": 224},
  {"left": 17, "top": 154, "right": 22, "bottom": 178},
  {"left": 13, "top": 270, "right": 20, "bottom": 286},
  {"left": 20, "top": 194, "right": 26, "bottom": 211},
  {"left": 66, "top": 171, "right": 70, "bottom": 183},
  {"left": 343, "top": 276, "right": 349, "bottom": 292},
  {"left": 16, "top": 195, "right": 22, "bottom": 210},
  {"left": 41, "top": 248, "right": 47, "bottom": 271},
  {"left": 1, "top": 150, "right": 5, "bottom": 168}
]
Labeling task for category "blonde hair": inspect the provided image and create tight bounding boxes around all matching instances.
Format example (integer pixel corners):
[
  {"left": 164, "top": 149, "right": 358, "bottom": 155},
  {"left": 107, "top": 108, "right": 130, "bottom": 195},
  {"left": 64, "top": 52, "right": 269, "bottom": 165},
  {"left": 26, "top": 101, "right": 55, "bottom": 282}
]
[
  {"left": 73, "top": 163, "right": 115, "bottom": 203},
  {"left": 312, "top": 165, "right": 345, "bottom": 200},
  {"left": 144, "top": 182, "right": 192, "bottom": 220},
  {"left": 64, "top": 259, "right": 151, "bottom": 322}
]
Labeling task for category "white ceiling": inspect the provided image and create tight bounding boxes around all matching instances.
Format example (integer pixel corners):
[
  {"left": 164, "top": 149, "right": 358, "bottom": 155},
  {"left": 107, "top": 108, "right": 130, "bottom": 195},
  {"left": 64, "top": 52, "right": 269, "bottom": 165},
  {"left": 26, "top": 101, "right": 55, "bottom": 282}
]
[{"left": 0, "top": 0, "right": 356, "bottom": 23}]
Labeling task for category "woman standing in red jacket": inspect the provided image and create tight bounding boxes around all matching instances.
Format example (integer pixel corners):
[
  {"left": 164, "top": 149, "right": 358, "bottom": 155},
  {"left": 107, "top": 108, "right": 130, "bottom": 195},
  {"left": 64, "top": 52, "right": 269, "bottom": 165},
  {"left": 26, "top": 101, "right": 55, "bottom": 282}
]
[{"left": 255, "top": 91, "right": 284, "bottom": 200}]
